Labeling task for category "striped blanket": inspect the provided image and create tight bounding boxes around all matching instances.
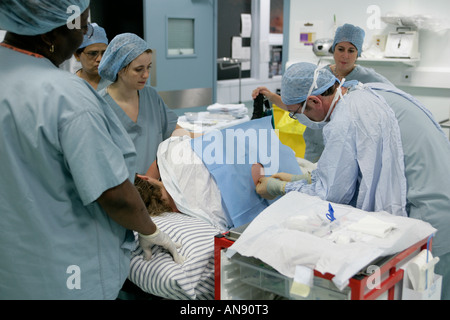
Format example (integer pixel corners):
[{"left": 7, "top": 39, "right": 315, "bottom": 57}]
[{"left": 129, "top": 212, "right": 221, "bottom": 300}]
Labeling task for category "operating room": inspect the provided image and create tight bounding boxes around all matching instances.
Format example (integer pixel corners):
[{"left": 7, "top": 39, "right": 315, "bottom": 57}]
[{"left": 0, "top": 0, "right": 450, "bottom": 303}]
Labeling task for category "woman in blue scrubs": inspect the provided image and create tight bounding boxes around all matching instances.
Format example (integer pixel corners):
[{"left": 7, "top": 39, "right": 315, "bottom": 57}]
[
  {"left": 0, "top": 0, "right": 182, "bottom": 300},
  {"left": 74, "top": 23, "right": 111, "bottom": 91},
  {"left": 98, "top": 33, "right": 187, "bottom": 178}
]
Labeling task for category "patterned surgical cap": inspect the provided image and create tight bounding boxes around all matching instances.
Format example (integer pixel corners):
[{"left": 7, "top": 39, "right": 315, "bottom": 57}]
[
  {"left": 332, "top": 24, "right": 365, "bottom": 57},
  {"left": 98, "top": 33, "right": 151, "bottom": 82},
  {"left": 281, "top": 62, "right": 338, "bottom": 106}
]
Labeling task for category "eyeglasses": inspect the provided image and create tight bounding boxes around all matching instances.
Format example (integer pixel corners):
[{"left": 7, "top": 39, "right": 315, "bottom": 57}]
[
  {"left": 80, "top": 23, "right": 94, "bottom": 39},
  {"left": 289, "top": 102, "right": 304, "bottom": 120},
  {"left": 83, "top": 50, "right": 106, "bottom": 60}
]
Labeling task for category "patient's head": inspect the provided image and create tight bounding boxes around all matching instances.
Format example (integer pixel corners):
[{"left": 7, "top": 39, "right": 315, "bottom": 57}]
[{"left": 134, "top": 175, "right": 177, "bottom": 216}]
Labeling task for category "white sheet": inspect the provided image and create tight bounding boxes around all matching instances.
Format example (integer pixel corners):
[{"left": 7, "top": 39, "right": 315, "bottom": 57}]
[
  {"left": 157, "top": 136, "right": 232, "bottom": 232},
  {"left": 177, "top": 112, "right": 250, "bottom": 134},
  {"left": 228, "top": 192, "right": 436, "bottom": 290}
]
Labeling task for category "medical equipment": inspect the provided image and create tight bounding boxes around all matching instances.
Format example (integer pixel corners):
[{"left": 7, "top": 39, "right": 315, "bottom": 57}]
[
  {"left": 312, "top": 39, "right": 333, "bottom": 57},
  {"left": 325, "top": 203, "right": 336, "bottom": 222},
  {"left": 384, "top": 30, "right": 420, "bottom": 59},
  {"left": 408, "top": 235, "right": 439, "bottom": 290},
  {"left": 401, "top": 234, "right": 442, "bottom": 300},
  {"left": 406, "top": 249, "right": 440, "bottom": 291}
]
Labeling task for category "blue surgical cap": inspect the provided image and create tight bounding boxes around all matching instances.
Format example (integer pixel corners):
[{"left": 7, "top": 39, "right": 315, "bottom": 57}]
[
  {"left": 0, "top": 0, "right": 90, "bottom": 36},
  {"left": 281, "top": 62, "right": 338, "bottom": 106},
  {"left": 98, "top": 33, "right": 151, "bottom": 82},
  {"left": 332, "top": 24, "right": 365, "bottom": 57},
  {"left": 79, "top": 23, "right": 108, "bottom": 50}
]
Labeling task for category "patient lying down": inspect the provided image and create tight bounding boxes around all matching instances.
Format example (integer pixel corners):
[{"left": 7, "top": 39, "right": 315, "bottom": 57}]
[
  {"left": 133, "top": 136, "right": 232, "bottom": 232},
  {"left": 134, "top": 131, "right": 312, "bottom": 231}
]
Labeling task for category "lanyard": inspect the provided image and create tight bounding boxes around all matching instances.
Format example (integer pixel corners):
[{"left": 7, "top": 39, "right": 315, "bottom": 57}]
[{"left": 0, "top": 42, "right": 45, "bottom": 59}]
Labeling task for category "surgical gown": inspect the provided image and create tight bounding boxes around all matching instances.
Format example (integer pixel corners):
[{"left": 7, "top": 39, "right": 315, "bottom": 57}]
[
  {"left": 0, "top": 45, "right": 137, "bottom": 299},
  {"left": 286, "top": 83, "right": 408, "bottom": 216},
  {"left": 101, "top": 86, "right": 178, "bottom": 174},
  {"left": 303, "top": 65, "right": 393, "bottom": 162}
]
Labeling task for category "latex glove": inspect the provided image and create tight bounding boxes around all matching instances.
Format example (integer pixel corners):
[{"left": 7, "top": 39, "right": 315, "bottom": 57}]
[
  {"left": 256, "top": 177, "right": 287, "bottom": 200},
  {"left": 139, "top": 229, "right": 185, "bottom": 264},
  {"left": 296, "top": 157, "right": 318, "bottom": 175},
  {"left": 272, "top": 172, "right": 311, "bottom": 184}
]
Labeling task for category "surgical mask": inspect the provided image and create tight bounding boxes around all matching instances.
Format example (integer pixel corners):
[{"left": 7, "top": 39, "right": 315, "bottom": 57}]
[{"left": 291, "top": 66, "right": 345, "bottom": 130}]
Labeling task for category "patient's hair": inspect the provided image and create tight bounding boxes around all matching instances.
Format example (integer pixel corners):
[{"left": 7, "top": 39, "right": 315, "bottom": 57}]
[{"left": 134, "top": 175, "right": 172, "bottom": 217}]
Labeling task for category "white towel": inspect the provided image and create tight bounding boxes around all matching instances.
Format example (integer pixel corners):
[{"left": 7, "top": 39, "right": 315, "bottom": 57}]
[
  {"left": 207, "top": 103, "right": 247, "bottom": 113},
  {"left": 348, "top": 215, "right": 396, "bottom": 238}
]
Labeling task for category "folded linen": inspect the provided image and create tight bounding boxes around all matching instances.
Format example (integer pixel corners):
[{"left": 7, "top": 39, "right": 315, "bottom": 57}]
[{"left": 347, "top": 215, "right": 396, "bottom": 238}]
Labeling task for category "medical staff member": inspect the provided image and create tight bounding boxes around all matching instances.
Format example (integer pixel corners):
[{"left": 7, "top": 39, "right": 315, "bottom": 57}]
[
  {"left": 99, "top": 33, "right": 187, "bottom": 177},
  {"left": 253, "top": 24, "right": 392, "bottom": 162},
  {"left": 257, "top": 62, "right": 450, "bottom": 299},
  {"left": 74, "top": 23, "right": 111, "bottom": 90},
  {"left": 0, "top": 0, "right": 182, "bottom": 300}
]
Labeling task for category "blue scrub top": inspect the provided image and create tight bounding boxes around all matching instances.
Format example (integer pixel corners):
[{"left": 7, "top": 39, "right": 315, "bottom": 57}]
[
  {"left": 0, "top": 45, "right": 137, "bottom": 299},
  {"left": 367, "top": 83, "right": 450, "bottom": 258},
  {"left": 97, "top": 77, "right": 112, "bottom": 91},
  {"left": 101, "top": 86, "right": 178, "bottom": 174}
]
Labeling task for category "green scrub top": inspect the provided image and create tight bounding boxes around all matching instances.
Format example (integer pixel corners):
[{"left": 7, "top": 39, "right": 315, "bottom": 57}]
[{"left": 0, "top": 45, "right": 137, "bottom": 299}]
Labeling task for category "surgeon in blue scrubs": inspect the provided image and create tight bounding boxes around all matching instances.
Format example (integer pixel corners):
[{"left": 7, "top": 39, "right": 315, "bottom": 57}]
[
  {"left": 0, "top": 0, "right": 182, "bottom": 300},
  {"left": 253, "top": 24, "right": 392, "bottom": 163},
  {"left": 257, "top": 62, "right": 450, "bottom": 299},
  {"left": 99, "top": 33, "right": 186, "bottom": 177}
]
